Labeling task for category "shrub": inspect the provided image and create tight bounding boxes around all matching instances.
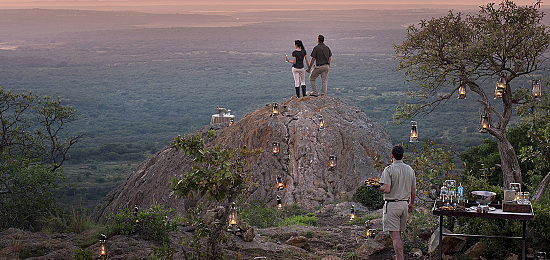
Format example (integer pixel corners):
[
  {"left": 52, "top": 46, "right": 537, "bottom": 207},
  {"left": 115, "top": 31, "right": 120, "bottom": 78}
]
[
  {"left": 241, "top": 201, "right": 281, "bottom": 228},
  {"left": 74, "top": 249, "right": 93, "bottom": 260},
  {"left": 279, "top": 214, "right": 318, "bottom": 226},
  {"left": 107, "top": 205, "right": 178, "bottom": 244},
  {"left": 353, "top": 185, "right": 384, "bottom": 210}
]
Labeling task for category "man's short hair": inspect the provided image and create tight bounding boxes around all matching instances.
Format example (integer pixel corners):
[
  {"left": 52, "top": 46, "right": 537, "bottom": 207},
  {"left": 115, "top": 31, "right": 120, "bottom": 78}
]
[
  {"left": 318, "top": 34, "right": 324, "bottom": 43},
  {"left": 392, "top": 145, "right": 404, "bottom": 160}
]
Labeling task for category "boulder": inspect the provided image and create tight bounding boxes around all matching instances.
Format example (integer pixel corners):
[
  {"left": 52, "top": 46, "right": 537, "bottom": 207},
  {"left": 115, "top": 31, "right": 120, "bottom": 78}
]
[
  {"left": 411, "top": 248, "right": 423, "bottom": 258},
  {"left": 356, "top": 239, "right": 386, "bottom": 257},
  {"left": 374, "top": 231, "right": 393, "bottom": 248},
  {"left": 428, "top": 227, "right": 467, "bottom": 255},
  {"left": 243, "top": 227, "right": 255, "bottom": 242},
  {"left": 285, "top": 235, "right": 307, "bottom": 248},
  {"left": 92, "top": 96, "right": 392, "bottom": 221},
  {"left": 322, "top": 256, "right": 343, "bottom": 260},
  {"left": 464, "top": 242, "right": 487, "bottom": 260},
  {"left": 504, "top": 253, "right": 519, "bottom": 260}
]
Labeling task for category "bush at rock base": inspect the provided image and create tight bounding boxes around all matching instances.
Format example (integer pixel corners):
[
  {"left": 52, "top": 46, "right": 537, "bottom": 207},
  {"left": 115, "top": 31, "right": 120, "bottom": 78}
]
[
  {"left": 353, "top": 185, "right": 384, "bottom": 210},
  {"left": 107, "top": 205, "right": 178, "bottom": 244}
]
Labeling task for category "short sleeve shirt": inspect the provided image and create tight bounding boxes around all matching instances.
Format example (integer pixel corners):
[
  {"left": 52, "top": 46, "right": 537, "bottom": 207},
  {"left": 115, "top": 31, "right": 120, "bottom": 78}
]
[
  {"left": 310, "top": 43, "right": 332, "bottom": 66},
  {"left": 292, "top": 49, "right": 307, "bottom": 69},
  {"left": 380, "top": 160, "right": 416, "bottom": 201}
]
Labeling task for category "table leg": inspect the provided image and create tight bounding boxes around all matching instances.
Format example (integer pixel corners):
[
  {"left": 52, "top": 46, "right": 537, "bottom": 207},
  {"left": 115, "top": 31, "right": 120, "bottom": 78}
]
[
  {"left": 522, "top": 220, "right": 526, "bottom": 260},
  {"left": 439, "top": 215, "right": 443, "bottom": 260}
]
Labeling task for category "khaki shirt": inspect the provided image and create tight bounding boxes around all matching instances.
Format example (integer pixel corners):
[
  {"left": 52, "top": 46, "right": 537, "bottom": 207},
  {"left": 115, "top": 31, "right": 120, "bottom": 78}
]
[{"left": 380, "top": 160, "right": 416, "bottom": 201}]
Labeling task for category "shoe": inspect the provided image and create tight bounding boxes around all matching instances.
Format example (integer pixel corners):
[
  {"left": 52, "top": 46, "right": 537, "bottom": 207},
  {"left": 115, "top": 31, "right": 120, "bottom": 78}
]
[
  {"left": 295, "top": 87, "right": 301, "bottom": 98},
  {"left": 301, "top": 85, "right": 307, "bottom": 97},
  {"left": 309, "top": 93, "right": 319, "bottom": 97}
]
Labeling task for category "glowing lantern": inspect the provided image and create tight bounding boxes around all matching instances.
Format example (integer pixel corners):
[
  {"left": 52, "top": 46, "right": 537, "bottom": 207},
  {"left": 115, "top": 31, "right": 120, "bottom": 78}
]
[
  {"left": 99, "top": 234, "right": 107, "bottom": 258},
  {"left": 329, "top": 155, "right": 337, "bottom": 169},
  {"left": 350, "top": 204, "right": 356, "bottom": 221},
  {"left": 133, "top": 206, "right": 139, "bottom": 224},
  {"left": 319, "top": 115, "right": 325, "bottom": 130},
  {"left": 479, "top": 113, "right": 490, "bottom": 133},
  {"left": 272, "top": 103, "right": 279, "bottom": 116},
  {"left": 276, "top": 176, "right": 285, "bottom": 190},
  {"left": 272, "top": 142, "right": 280, "bottom": 155},
  {"left": 227, "top": 202, "right": 239, "bottom": 232},
  {"left": 458, "top": 85, "right": 466, "bottom": 99},
  {"left": 229, "top": 118, "right": 234, "bottom": 126},
  {"left": 277, "top": 195, "right": 283, "bottom": 210},
  {"left": 532, "top": 79, "right": 542, "bottom": 100},
  {"left": 494, "top": 76, "right": 506, "bottom": 99},
  {"left": 366, "top": 229, "right": 377, "bottom": 239},
  {"left": 409, "top": 121, "right": 418, "bottom": 143}
]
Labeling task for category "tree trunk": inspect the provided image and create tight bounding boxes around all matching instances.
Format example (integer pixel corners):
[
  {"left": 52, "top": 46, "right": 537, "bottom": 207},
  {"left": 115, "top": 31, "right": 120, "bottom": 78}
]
[
  {"left": 533, "top": 172, "right": 550, "bottom": 202},
  {"left": 495, "top": 135, "right": 522, "bottom": 187}
]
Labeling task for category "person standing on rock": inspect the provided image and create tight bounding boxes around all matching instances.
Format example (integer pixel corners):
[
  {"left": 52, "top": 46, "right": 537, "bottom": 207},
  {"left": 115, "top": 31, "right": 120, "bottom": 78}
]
[
  {"left": 306, "top": 34, "right": 332, "bottom": 97},
  {"left": 376, "top": 145, "right": 416, "bottom": 260},
  {"left": 285, "top": 40, "right": 309, "bottom": 98}
]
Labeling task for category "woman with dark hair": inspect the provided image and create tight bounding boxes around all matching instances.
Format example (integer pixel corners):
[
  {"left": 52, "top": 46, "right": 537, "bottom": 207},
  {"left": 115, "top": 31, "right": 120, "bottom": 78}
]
[{"left": 285, "top": 40, "right": 309, "bottom": 98}]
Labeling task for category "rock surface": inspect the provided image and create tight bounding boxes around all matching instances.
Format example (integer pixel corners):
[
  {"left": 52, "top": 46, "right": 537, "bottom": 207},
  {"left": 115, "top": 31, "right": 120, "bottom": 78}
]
[
  {"left": 428, "top": 227, "right": 467, "bottom": 255},
  {"left": 464, "top": 241, "right": 487, "bottom": 260},
  {"left": 92, "top": 96, "right": 392, "bottom": 221}
]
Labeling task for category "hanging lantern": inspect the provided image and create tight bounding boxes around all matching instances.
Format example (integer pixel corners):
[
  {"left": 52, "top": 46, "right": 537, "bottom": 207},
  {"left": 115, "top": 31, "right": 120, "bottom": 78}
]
[
  {"left": 479, "top": 113, "right": 490, "bottom": 133},
  {"left": 318, "top": 115, "right": 325, "bottom": 130},
  {"left": 276, "top": 176, "right": 285, "bottom": 190},
  {"left": 227, "top": 202, "right": 239, "bottom": 232},
  {"left": 228, "top": 118, "right": 234, "bottom": 126},
  {"left": 272, "top": 103, "right": 279, "bottom": 116},
  {"left": 99, "top": 234, "right": 107, "bottom": 258},
  {"left": 458, "top": 85, "right": 466, "bottom": 99},
  {"left": 272, "top": 142, "right": 280, "bottom": 155},
  {"left": 277, "top": 195, "right": 283, "bottom": 210},
  {"left": 409, "top": 121, "right": 418, "bottom": 143},
  {"left": 329, "top": 155, "right": 337, "bottom": 169},
  {"left": 494, "top": 76, "right": 506, "bottom": 99},
  {"left": 532, "top": 79, "right": 542, "bottom": 100},
  {"left": 133, "top": 206, "right": 139, "bottom": 224}
]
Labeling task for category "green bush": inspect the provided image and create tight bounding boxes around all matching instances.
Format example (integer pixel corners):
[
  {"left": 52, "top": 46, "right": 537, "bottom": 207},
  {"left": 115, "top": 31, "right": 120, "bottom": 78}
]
[
  {"left": 74, "top": 249, "right": 93, "bottom": 260},
  {"left": 107, "top": 205, "right": 178, "bottom": 243},
  {"left": 241, "top": 201, "right": 281, "bottom": 228},
  {"left": 279, "top": 214, "right": 318, "bottom": 227},
  {"left": 353, "top": 185, "right": 384, "bottom": 210}
]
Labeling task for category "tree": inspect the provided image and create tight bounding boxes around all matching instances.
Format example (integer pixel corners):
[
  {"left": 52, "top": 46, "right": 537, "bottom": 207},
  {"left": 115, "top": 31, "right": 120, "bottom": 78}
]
[
  {"left": 0, "top": 88, "right": 82, "bottom": 230},
  {"left": 170, "top": 130, "right": 259, "bottom": 260},
  {"left": 394, "top": 0, "right": 550, "bottom": 187}
]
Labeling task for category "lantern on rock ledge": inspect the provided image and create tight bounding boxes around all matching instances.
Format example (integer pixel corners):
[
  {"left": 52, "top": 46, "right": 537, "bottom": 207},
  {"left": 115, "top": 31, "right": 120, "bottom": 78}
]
[
  {"left": 227, "top": 202, "right": 239, "bottom": 232},
  {"left": 272, "top": 142, "right": 280, "bottom": 155},
  {"left": 99, "top": 234, "right": 107, "bottom": 258},
  {"left": 409, "top": 121, "right": 418, "bottom": 143},
  {"left": 479, "top": 113, "right": 490, "bottom": 133},
  {"left": 366, "top": 229, "right": 377, "bottom": 239},
  {"left": 276, "top": 176, "right": 285, "bottom": 190},
  {"left": 272, "top": 103, "right": 279, "bottom": 116},
  {"left": 350, "top": 204, "right": 356, "bottom": 221},
  {"left": 318, "top": 115, "right": 325, "bottom": 130},
  {"left": 329, "top": 155, "right": 337, "bottom": 169},
  {"left": 277, "top": 195, "right": 283, "bottom": 210},
  {"left": 133, "top": 206, "right": 139, "bottom": 224},
  {"left": 532, "top": 79, "right": 542, "bottom": 100},
  {"left": 229, "top": 118, "right": 234, "bottom": 126},
  {"left": 458, "top": 85, "right": 466, "bottom": 99}
]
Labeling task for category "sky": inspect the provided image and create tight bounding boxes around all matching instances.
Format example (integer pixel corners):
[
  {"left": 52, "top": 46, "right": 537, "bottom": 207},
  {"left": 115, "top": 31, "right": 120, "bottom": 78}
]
[{"left": 0, "top": 0, "right": 543, "bottom": 12}]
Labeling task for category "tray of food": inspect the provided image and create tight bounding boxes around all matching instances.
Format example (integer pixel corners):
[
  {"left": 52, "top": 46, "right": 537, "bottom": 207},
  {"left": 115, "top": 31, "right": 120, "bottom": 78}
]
[
  {"left": 365, "top": 177, "right": 381, "bottom": 188},
  {"left": 437, "top": 205, "right": 468, "bottom": 211}
]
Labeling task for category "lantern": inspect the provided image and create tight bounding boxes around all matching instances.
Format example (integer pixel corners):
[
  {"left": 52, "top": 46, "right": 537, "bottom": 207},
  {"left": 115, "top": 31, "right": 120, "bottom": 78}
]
[
  {"left": 350, "top": 204, "right": 356, "bottom": 221},
  {"left": 494, "top": 76, "right": 506, "bottom": 99},
  {"left": 227, "top": 202, "right": 239, "bottom": 232},
  {"left": 364, "top": 220, "right": 371, "bottom": 236},
  {"left": 366, "top": 229, "right": 377, "bottom": 239},
  {"left": 133, "top": 206, "right": 139, "bottom": 224},
  {"left": 276, "top": 176, "right": 285, "bottom": 190},
  {"left": 329, "top": 155, "right": 337, "bottom": 169},
  {"left": 409, "top": 121, "right": 418, "bottom": 143},
  {"left": 228, "top": 118, "right": 234, "bottom": 126},
  {"left": 479, "top": 113, "right": 490, "bottom": 133},
  {"left": 99, "top": 234, "right": 107, "bottom": 258},
  {"left": 458, "top": 85, "right": 466, "bottom": 99},
  {"left": 272, "top": 142, "right": 280, "bottom": 155},
  {"left": 272, "top": 103, "right": 279, "bottom": 116},
  {"left": 277, "top": 195, "right": 283, "bottom": 210},
  {"left": 532, "top": 79, "right": 542, "bottom": 100},
  {"left": 318, "top": 115, "right": 325, "bottom": 130},
  {"left": 536, "top": 251, "right": 547, "bottom": 260}
]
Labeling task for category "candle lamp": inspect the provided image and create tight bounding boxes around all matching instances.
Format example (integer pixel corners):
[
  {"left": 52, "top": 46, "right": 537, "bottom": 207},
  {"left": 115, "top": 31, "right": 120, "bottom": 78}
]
[
  {"left": 276, "top": 176, "right": 285, "bottom": 190},
  {"left": 272, "top": 142, "right": 280, "bottom": 155},
  {"left": 366, "top": 229, "right": 377, "bottom": 239},
  {"left": 229, "top": 118, "right": 234, "bottom": 126},
  {"left": 318, "top": 115, "right": 325, "bottom": 130},
  {"left": 227, "top": 202, "right": 239, "bottom": 232},
  {"left": 532, "top": 78, "right": 542, "bottom": 100},
  {"left": 350, "top": 204, "right": 356, "bottom": 221},
  {"left": 277, "top": 195, "right": 283, "bottom": 210},
  {"left": 133, "top": 206, "right": 139, "bottom": 224},
  {"left": 272, "top": 103, "right": 279, "bottom": 116},
  {"left": 479, "top": 113, "right": 490, "bottom": 133},
  {"left": 458, "top": 85, "right": 466, "bottom": 99},
  {"left": 409, "top": 121, "right": 418, "bottom": 143},
  {"left": 99, "top": 234, "right": 107, "bottom": 258},
  {"left": 329, "top": 155, "right": 337, "bottom": 169}
]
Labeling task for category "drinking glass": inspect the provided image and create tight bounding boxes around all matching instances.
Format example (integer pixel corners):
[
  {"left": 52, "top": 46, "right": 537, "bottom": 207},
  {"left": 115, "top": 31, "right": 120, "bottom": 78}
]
[{"left": 522, "top": 192, "right": 530, "bottom": 204}]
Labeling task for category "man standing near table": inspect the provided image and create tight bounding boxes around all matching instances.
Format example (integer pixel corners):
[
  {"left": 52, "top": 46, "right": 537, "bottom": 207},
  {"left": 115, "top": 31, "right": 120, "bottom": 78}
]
[
  {"left": 377, "top": 145, "right": 416, "bottom": 260},
  {"left": 306, "top": 34, "right": 332, "bottom": 96}
]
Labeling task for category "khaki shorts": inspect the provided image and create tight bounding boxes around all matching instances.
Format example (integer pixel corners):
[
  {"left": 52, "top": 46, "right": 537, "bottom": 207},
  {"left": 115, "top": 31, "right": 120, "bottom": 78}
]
[{"left": 382, "top": 201, "right": 408, "bottom": 232}]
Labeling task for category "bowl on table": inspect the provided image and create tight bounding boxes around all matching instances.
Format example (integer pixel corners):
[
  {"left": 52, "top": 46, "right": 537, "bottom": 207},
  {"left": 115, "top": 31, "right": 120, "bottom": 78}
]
[{"left": 472, "top": 191, "right": 496, "bottom": 206}]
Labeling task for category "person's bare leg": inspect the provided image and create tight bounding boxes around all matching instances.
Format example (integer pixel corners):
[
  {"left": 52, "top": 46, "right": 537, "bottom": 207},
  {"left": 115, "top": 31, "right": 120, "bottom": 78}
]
[{"left": 390, "top": 231, "right": 404, "bottom": 260}]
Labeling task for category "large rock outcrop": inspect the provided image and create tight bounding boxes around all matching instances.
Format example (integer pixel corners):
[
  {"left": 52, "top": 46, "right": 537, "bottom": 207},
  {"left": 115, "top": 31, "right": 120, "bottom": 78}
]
[{"left": 93, "top": 96, "right": 392, "bottom": 221}]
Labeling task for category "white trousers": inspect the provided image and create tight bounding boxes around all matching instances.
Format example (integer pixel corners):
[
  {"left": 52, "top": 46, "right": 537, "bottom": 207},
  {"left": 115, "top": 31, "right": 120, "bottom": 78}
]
[{"left": 292, "top": 67, "right": 306, "bottom": 88}]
